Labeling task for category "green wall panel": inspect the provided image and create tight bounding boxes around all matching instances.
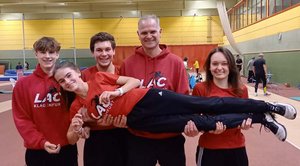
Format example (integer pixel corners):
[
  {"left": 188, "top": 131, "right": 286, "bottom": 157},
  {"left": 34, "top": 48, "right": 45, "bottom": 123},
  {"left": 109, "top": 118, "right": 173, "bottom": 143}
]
[{"left": 243, "top": 51, "right": 300, "bottom": 87}]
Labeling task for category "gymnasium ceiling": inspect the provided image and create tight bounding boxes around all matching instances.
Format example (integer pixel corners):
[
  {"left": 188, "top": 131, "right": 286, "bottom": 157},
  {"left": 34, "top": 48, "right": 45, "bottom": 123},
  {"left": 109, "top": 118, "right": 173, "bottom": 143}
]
[{"left": 0, "top": 0, "right": 238, "bottom": 20}]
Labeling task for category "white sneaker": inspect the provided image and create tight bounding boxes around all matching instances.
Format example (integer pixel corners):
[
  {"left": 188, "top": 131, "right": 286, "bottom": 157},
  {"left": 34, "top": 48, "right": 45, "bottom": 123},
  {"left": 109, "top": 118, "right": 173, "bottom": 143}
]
[
  {"left": 255, "top": 93, "right": 258, "bottom": 96},
  {"left": 263, "top": 113, "right": 287, "bottom": 141},
  {"left": 268, "top": 102, "right": 297, "bottom": 120}
]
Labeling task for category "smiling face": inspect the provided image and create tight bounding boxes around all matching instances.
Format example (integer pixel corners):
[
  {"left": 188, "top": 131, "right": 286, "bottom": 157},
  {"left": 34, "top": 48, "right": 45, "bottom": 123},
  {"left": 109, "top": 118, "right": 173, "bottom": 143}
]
[
  {"left": 209, "top": 52, "right": 229, "bottom": 81},
  {"left": 35, "top": 50, "right": 59, "bottom": 73},
  {"left": 137, "top": 18, "right": 161, "bottom": 51},
  {"left": 54, "top": 67, "right": 82, "bottom": 92},
  {"left": 92, "top": 41, "right": 115, "bottom": 69},
  {"left": 33, "top": 37, "right": 61, "bottom": 74}
]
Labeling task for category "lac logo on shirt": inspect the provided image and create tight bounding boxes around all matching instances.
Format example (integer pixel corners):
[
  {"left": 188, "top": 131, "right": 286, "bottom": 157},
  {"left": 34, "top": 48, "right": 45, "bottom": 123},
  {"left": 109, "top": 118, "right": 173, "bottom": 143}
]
[
  {"left": 33, "top": 87, "right": 61, "bottom": 108},
  {"left": 91, "top": 95, "right": 114, "bottom": 119},
  {"left": 141, "top": 71, "right": 168, "bottom": 89}
]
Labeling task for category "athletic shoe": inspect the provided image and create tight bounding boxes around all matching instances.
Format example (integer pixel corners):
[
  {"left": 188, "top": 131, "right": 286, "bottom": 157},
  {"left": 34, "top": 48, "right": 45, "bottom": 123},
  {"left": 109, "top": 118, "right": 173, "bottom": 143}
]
[
  {"left": 255, "top": 93, "right": 258, "bottom": 96},
  {"left": 268, "top": 102, "right": 297, "bottom": 120},
  {"left": 264, "top": 93, "right": 271, "bottom": 96},
  {"left": 262, "top": 113, "right": 287, "bottom": 142}
]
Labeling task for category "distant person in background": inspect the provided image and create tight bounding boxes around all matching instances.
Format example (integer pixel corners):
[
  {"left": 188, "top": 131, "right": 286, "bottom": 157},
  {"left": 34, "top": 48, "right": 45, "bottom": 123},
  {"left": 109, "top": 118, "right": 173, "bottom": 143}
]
[
  {"left": 196, "top": 72, "right": 203, "bottom": 83},
  {"left": 236, "top": 54, "right": 243, "bottom": 72},
  {"left": 193, "top": 60, "right": 200, "bottom": 75},
  {"left": 183, "top": 57, "right": 189, "bottom": 70},
  {"left": 253, "top": 53, "right": 269, "bottom": 96},
  {"left": 24, "top": 61, "right": 30, "bottom": 70},
  {"left": 16, "top": 62, "right": 24, "bottom": 80},
  {"left": 16, "top": 62, "right": 23, "bottom": 70},
  {"left": 193, "top": 60, "right": 202, "bottom": 82},
  {"left": 183, "top": 56, "right": 192, "bottom": 83},
  {"left": 246, "top": 57, "right": 255, "bottom": 83}
]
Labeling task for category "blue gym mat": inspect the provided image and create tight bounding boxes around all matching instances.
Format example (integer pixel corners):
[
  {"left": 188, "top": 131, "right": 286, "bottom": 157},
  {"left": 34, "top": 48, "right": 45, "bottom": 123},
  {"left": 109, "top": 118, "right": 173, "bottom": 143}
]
[
  {"left": 0, "top": 76, "right": 17, "bottom": 81},
  {"left": 0, "top": 69, "right": 33, "bottom": 81},
  {"left": 290, "top": 97, "right": 300, "bottom": 101}
]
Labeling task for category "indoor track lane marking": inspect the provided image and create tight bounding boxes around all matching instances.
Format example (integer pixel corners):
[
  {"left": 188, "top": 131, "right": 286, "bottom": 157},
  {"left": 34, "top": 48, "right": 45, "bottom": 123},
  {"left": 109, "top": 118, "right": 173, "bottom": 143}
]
[
  {"left": 246, "top": 85, "right": 300, "bottom": 150},
  {"left": 0, "top": 82, "right": 13, "bottom": 87},
  {"left": 0, "top": 100, "right": 12, "bottom": 113}
]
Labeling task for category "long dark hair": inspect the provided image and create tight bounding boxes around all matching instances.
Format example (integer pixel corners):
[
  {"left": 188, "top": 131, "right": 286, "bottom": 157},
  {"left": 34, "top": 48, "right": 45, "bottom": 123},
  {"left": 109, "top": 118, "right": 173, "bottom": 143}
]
[
  {"left": 53, "top": 61, "right": 79, "bottom": 110},
  {"left": 203, "top": 47, "right": 243, "bottom": 96}
]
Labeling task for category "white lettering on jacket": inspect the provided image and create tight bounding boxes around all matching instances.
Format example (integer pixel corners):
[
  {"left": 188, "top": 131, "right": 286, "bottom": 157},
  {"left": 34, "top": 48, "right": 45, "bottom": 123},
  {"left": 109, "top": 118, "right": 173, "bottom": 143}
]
[
  {"left": 33, "top": 92, "right": 61, "bottom": 108},
  {"left": 140, "top": 77, "right": 167, "bottom": 88},
  {"left": 34, "top": 93, "right": 60, "bottom": 103}
]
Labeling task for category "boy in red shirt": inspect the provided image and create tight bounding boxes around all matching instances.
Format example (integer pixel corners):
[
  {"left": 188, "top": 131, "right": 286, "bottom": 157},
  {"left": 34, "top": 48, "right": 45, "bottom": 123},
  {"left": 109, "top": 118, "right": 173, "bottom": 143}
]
[
  {"left": 12, "top": 37, "right": 78, "bottom": 166},
  {"left": 80, "top": 32, "right": 128, "bottom": 166}
]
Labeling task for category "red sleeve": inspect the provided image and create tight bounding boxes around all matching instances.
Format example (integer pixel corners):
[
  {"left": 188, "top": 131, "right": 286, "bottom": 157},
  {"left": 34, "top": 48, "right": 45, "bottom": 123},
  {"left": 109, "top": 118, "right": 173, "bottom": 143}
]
[
  {"left": 81, "top": 66, "right": 97, "bottom": 81},
  {"left": 174, "top": 60, "right": 189, "bottom": 94},
  {"left": 12, "top": 81, "right": 46, "bottom": 149},
  {"left": 69, "top": 98, "right": 82, "bottom": 120},
  {"left": 241, "top": 85, "right": 249, "bottom": 99},
  {"left": 192, "top": 82, "right": 206, "bottom": 97},
  {"left": 95, "top": 72, "right": 119, "bottom": 85}
]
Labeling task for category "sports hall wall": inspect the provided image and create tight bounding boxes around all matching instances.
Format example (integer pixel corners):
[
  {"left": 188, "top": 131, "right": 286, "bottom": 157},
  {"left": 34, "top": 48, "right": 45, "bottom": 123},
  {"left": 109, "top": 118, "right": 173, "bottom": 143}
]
[
  {"left": 0, "top": 16, "right": 222, "bottom": 71},
  {"left": 224, "top": 5, "right": 300, "bottom": 86}
]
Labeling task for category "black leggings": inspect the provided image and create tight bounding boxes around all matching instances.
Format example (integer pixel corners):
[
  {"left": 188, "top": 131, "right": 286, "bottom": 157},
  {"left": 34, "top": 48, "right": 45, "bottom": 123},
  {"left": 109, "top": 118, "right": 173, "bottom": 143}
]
[
  {"left": 25, "top": 144, "right": 78, "bottom": 166},
  {"left": 255, "top": 73, "right": 267, "bottom": 92},
  {"left": 127, "top": 88, "right": 267, "bottom": 132},
  {"left": 84, "top": 129, "right": 128, "bottom": 166},
  {"left": 196, "top": 146, "right": 248, "bottom": 166}
]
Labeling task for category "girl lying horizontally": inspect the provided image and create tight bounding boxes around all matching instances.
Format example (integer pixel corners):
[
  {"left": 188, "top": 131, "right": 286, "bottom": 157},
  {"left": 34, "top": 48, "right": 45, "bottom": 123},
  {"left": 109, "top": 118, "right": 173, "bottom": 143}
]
[{"left": 53, "top": 61, "right": 297, "bottom": 143}]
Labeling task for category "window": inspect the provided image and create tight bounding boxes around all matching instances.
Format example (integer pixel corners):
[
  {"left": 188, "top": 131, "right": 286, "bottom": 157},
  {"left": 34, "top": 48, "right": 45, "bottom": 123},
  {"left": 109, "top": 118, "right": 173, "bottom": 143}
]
[
  {"left": 243, "top": 2, "right": 248, "bottom": 27},
  {"left": 228, "top": 0, "right": 300, "bottom": 31},
  {"left": 292, "top": 0, "right": 300, "bottom": 5},
  {"left": 269, "top": 0, "right": 276, "bottom": 15},
  {"left": 257, "top": 0, "right": 262, "bottom": 21},
  {"left": 247, "top": 0, "right": 253, "bottom": 25},
  {"left": 262, "top": 0, "right": 267, "bottom": 18},
  {"left": 275, "top": 0, "right": 283, "bottom": 12},
  {"left": 239, "top": 4, "right": 244, "bottom": 28},
  {"left": 236, "top": 7, "right": 241, "bottom": 29},
  {"left": 283, "top": 0, "right": 292, "bottom": 9},
  {"left": 251, "top": 0, "right": 257, "bottom": 22},
  {"left": 228, "top": 12, "right": 234, "bottom": 31}
]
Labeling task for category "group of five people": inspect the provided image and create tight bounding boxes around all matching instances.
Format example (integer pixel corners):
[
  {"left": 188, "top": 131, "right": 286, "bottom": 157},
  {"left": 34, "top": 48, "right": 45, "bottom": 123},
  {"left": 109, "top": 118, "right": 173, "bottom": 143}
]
[{"left": 12, "top": 15, "right": 297, "bottom": 166}]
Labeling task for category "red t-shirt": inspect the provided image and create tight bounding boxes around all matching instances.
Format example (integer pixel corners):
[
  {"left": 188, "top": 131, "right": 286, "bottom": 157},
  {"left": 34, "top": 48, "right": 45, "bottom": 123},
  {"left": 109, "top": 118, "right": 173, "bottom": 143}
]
[
  {"left": 70, "top": 72, "right": 148, "bottom": 121},
  {"left": 192, "top": 82, "right": 248, "bottom": 149},
  {"left": 80, "top": 65, "right": 121, "bottom": 130},
  {"left": 81, "top": 65, "right": 120, "bottom": 81}
]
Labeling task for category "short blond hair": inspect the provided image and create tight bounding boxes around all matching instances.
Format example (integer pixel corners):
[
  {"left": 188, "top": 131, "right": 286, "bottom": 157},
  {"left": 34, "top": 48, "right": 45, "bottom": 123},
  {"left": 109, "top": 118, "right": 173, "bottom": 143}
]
[{"left": 138, "top": 15, "right": 160, "bottom": 29}]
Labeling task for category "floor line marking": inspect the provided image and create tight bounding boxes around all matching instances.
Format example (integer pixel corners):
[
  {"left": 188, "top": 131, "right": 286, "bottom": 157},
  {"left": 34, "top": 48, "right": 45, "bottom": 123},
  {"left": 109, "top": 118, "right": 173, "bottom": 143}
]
[
  {"left": 287, "top": 140, "right": 300, "bottom": 150},
  {"left": 0, "top": 100, "right": 12, "bottom": 113}
]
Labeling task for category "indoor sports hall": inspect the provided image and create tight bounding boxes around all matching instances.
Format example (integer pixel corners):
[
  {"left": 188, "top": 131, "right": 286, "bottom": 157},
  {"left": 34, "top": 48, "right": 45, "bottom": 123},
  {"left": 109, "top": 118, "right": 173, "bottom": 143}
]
[{"left": 0, "top": 0, "right": 299, "bottom": 165}]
